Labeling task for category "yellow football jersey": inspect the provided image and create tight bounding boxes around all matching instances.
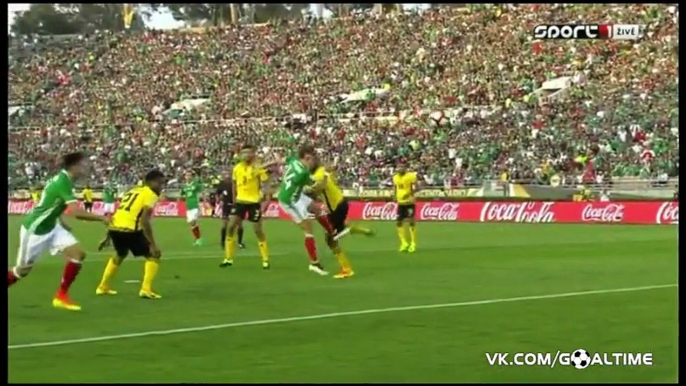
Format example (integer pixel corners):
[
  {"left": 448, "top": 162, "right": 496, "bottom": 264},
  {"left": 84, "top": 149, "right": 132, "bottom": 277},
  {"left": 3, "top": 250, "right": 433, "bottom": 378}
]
[
  {"left": 233, "top": 161, "right": 269, "bottom": 204},
  {"left": 82, "top": 188, "right": 94, "bottom": 203},
  {"left": 393, "top": 172, "right": 418, "bottom": 204},
  {"left": 312, "top": 166, "right": 345, "bottom": 211},
  {"left": 110, "top": 186, "right": 159, "bottom": 231}
]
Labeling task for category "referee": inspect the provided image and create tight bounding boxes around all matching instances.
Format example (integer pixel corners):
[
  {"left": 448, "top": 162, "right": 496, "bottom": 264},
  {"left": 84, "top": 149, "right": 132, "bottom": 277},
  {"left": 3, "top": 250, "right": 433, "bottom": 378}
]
[{"left": 217, "top": 172, "right": 245, "bottom": 249}]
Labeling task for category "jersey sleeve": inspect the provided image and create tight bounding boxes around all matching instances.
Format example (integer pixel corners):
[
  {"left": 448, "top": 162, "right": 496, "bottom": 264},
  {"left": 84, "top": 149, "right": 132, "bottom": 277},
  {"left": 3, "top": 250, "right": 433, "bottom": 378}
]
[
  {"left": 409, "top": 173, "right": 418, "bottom": 184},
  {"left": 258, "top": 168, "right": 269, "bottom": 182},
  {"left": 57, "top": 175, "right": 77, "bottom": 204},
  {"left": 311, "top": 167, "right": 326, "bottom": 183},
  {"left": 141, "top": 190, "right": 159, "bottom": 209}
]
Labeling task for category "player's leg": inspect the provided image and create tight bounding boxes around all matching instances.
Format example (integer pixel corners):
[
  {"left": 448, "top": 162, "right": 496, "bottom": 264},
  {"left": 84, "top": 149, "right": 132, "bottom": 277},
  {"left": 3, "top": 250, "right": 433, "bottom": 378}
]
[
  {"left": 280, "top": 198, "right": 327, "bottom": 275},
  {"left": 9, "top": 227, "right": 51, "bottom": 287},
  {"left": 220, "top": 204, "right": 231, "bottom": 249},
  {"left": 97, "top": 231, "right": 130, "bottom": 295},
  {"left": 407, "top": 204, "right": 417, "bottom": 253},
  {"left": 326, "top": 203, "right": 353, "bottom": 278},
  {"left": 133, "top": 233, "right": 161, "bottom": 299},
  {"left": 98, "top": 204, "right": 114, "bottom": 251},
  {"left": 187, "top": 209, "right": 203, "bottom": 246},
  {"left": 51, "top": 224, "right": 85, "bottom": 311},
  {"left": 220, "top": 208, "right": 242, "bottom": 267},
  {"left": 396, "top": 205, "right": 410, "bottom": 252},
  {"left": 307, "top": 200, "right": 336, "bottom": 235},
  {"left": 250, "top": 205, "right": 269, "bottom": 269},
  {"left": 237, "top": 221, "right": 245, "bottom": 249},
  {"left": 348, "top": 222, "right": 374, "bottom": 236}
]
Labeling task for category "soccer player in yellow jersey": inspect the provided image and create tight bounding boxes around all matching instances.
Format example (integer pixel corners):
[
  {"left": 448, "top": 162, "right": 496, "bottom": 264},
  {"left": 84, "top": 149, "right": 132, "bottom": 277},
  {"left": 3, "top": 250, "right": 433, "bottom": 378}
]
[
  {"left": 311, "top": 162, "right": 374, "bottom": 278},
  {"left": 81, "top": 185, "right": 94, "bottom": 212},
  {"left": 220, "top": 144, "right": 271, "bottom": 269},
  {"left": 30, "top": 188, "right": 40, "bottom": 205},
  {"left": 393, "top": 163, "right": 419, "bottom": 252},
  {"left": 96, "top": 170, "right": 166, "bottom": 299}
]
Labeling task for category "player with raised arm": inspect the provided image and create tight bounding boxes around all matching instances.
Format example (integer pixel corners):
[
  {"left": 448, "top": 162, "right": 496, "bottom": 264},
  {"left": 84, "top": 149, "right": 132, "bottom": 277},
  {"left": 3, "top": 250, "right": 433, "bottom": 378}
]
[
  {"left": 8, "top": 152, "right": 110, "bottom": 311},
  {"left": 181, "top": 171, "right": 204, "bottom": 246},
  {"left": 220, "top": 145, "right": 272, "bottom": 269},
  {"left": 96, "top": 170, "right": 166, "bottom": 299},
  {"left": 393, "top": 162, "right": 419, "bottom": 253},
  {"left": 277, "top": 145, "right": 328, "bottom": 275}
]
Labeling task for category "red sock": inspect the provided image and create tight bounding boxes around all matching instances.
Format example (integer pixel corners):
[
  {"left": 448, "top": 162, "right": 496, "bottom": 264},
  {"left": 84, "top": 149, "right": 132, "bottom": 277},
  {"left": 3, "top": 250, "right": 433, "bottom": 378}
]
[
  {"left": 192, "top": 225, "right": 201, "bottom": 240},
  {"left": 58, "top": 260, "right": 82, "bottom": 296},
  {"left": 8, "top": 270, "right": 19, "bottom": 287},
  {"left": 317, "top": 215, "right": 335, "bottom": 234},
  {"left": 304, "top": 236, "right": 318, "bottom": 263}
]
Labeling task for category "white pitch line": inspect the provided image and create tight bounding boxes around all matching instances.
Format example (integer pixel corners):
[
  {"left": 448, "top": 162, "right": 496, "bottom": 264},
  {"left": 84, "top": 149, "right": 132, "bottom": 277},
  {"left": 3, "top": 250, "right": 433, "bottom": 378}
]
[{"left": 8, "top": 284, "right": 676, "bottom": 350}]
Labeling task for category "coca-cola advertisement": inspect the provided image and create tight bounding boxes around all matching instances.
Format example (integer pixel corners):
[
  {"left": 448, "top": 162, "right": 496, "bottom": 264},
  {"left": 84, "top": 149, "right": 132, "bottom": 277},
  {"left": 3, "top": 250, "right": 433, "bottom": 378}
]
[{"left": 7, "top": 199, "right": 678, "bottom": 226}]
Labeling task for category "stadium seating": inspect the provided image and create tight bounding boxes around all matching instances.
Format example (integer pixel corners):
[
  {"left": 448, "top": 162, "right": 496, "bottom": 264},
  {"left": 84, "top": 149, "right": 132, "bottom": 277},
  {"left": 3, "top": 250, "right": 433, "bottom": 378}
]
[{"left": 8, "top": 4, "right": 678, "bottom": 188}]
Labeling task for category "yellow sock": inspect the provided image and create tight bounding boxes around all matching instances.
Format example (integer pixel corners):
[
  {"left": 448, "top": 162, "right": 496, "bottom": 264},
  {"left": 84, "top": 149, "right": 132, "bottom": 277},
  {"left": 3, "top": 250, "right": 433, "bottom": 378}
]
[
  {"left": 99, "top": 257, "right": 120, "bottom": 288},
  {"left": 397, "top": 225, "right": 408, "bottom": 244},
  {"left": 142, "top": 258, "right": 160, "bottom": 292},
  {"left": 409, "top": 225, "right": 417, "bottom": 244},
  {"left": 335, "top": 250, "right": 352, "bottom": 271},
  {"left": 258, "top": 240, "right": 269, "bottom": 263},
  {"left": 225, "top": 235, "right": 235, "bottom": 261}
]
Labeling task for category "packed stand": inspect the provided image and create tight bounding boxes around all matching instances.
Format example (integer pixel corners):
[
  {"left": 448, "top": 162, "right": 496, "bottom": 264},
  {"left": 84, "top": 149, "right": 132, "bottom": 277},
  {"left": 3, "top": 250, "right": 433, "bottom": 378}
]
[{"left": 8, "top": 4, "right": 678, "bottom": 189}]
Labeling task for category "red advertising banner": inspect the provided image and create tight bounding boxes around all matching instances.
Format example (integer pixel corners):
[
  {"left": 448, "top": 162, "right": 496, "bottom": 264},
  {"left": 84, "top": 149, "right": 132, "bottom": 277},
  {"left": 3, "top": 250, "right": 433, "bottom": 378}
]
[{"left": 7, "top": 200, "right": 679, "bottom": 225}]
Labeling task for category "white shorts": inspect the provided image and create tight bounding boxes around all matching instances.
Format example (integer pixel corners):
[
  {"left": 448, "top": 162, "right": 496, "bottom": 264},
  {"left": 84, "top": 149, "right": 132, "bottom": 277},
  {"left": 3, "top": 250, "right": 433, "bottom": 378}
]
[
  {"left": 186, "top": 208, "right": 200, "bottom": 223},
  {"left": 15, "top": 224, "right": 78, "bottom": 267},
  {"left": 103, "top": 203, "right": 116, "bottom": 214},
  {"left": 279, "top": 195, "right": 314, "bottom": 224}
]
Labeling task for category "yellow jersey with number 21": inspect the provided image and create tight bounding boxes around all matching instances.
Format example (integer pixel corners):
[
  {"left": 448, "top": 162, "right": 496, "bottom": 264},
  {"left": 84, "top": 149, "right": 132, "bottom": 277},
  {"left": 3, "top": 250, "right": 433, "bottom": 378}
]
[{"left": 110, "top": 186, "right": 159, "bottom": 232}]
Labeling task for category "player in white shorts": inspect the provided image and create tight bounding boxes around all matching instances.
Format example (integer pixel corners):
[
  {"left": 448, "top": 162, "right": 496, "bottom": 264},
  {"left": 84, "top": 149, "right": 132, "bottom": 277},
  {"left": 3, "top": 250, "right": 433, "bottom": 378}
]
[{"left": 103, "top": 202, "right": 116, "bottom": 214}]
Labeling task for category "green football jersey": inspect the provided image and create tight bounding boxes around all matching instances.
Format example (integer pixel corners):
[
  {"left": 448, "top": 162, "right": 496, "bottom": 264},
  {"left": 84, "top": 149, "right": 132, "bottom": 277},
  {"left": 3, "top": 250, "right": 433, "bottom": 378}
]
[
  {"left": 22, "top": 170, "right": 77, "bottom": 235},
  {"left": 277, "top": 156, "right": 313, "bottom": 204},
  {"left": 181, "top": 180, "right": 203, "bottom": 210}
]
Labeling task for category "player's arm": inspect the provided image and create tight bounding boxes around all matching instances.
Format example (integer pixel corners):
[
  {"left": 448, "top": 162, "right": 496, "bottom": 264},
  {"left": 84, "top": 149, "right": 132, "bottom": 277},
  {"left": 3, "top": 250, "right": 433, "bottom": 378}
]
[
  {"left": 231, "top": 168, "right": 239, "bottom": 203},
  {"left": 62, "top": 186, "right": 107, "bottom": 223},
  {"left": 408, "top": 172, "right": 420, "bottom": 201},
  {"left": 58, "top": 215, "right": 73, "bottom": 232},
  {"left": 140, "top": 192, "right": 160, "bottom": 257}
]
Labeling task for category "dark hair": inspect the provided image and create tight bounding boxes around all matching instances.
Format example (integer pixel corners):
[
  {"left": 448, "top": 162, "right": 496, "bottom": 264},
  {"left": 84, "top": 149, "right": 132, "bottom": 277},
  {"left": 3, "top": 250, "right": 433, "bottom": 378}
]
[
  {"left": 242, "top": 143, "right": 255, "bottom": 150},
  {"left": 62, "top": 152, "right": 85, "bottom": 169},
  {"left": 298, "top": 144, "right": 315, "bottom": 158},
  {"left": 145, "top": 169, "right": 166, "bottom": 182}
]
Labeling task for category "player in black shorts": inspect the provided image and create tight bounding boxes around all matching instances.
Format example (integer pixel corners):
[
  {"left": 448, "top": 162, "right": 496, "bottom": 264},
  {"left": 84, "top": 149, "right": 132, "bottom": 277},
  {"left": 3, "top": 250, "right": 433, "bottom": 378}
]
[
  {"left": 208, "top": 192, "right": 217, "bottom": 217},
  {"left": 216, "top": 172, "right": 245, "bottom": 249}
]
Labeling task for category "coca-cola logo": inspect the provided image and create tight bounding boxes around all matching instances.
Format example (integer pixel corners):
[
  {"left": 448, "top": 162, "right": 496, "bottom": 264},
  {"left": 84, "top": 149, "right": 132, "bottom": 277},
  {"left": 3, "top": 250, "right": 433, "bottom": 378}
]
[
  {"left": 7, "top": 201, "right": 33, "bottom": 214},
  {"left": 656, "top": 202, "right": 679, "bottom": 224},
  {"left": 581, "top": 204, "right": 625, "bottom": 222},
  {"left": 479, "top": 202, "right": 556, "bottom": 223},
  {"left": 263, "top": 202, "right": 281, "bottom": 218},
  {"left": 154, "top": 201, "right": 179, "bottom": 217},
  {"left": 419, "top": 203, "right": 459, "bottom": 221},
  {"left": 362, "top": 202, "right": 397, "bottom": 220}
]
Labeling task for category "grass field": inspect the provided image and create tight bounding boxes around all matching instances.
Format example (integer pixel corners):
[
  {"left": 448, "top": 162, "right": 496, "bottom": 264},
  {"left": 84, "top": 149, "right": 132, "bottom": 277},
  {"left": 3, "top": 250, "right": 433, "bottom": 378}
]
[{"left": 7, "top": 217, "right": 678, "bottom": 383}]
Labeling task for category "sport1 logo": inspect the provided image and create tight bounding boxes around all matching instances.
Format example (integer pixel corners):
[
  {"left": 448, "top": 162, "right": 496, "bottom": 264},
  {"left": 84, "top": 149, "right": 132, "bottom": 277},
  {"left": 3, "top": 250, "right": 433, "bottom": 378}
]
[{"left": 533, "top": 24, "right": 609, "bottom": 40}]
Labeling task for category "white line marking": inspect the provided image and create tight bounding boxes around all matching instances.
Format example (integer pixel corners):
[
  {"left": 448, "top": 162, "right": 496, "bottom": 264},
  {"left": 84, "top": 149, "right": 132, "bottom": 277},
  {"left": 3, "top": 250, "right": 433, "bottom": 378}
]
[{"left": 8, "top": 284, "right": 676, "bottom": 350}]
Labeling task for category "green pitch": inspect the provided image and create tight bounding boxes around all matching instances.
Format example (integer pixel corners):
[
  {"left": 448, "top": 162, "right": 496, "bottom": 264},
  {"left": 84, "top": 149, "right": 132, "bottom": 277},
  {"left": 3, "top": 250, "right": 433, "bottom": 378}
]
[{"left": 7, "top": 217, "right": 678, "bottom": 383}]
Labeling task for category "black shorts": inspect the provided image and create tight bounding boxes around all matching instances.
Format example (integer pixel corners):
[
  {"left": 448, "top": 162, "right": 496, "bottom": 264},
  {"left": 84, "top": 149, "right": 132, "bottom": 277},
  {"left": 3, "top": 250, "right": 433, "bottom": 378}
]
[
  {"left": 109, "top": 230, "right": 151, "bottom": 258},
  {"left": 396, "top": 203, "right": 416, "bottom": 221},
  {"left": 327, "top": 200, "right": 349, "bottom": 233},
  {"left": 222, "top": 203, "right": 233, "bottom": 219},
  {"left": 84, "top": 202, "right": 93, "bottom": 210},
  {"left": 231, "top": 202, "right": 262, "bottom": 222}
]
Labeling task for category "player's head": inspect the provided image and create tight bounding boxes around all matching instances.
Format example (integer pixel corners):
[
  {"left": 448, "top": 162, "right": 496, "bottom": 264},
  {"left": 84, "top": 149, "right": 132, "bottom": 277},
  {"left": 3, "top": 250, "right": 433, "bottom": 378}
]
[
  {"left": 145, "top": 169, "right": 166, "bottom": 195},
  {"left": 241, "top": 144, "right": 256, "bottom": 162},
  {"left": 85, "top": 184, "right": 90, "bottom": 189},
  {"left": 310, "top": 154, "right": 322, "bottom": 172},
  {"left": 396, "top": 160, "right": 407, "bottom": 175},
  {"left": 298, "top": 144, "right": 316, "bottom": 169},
  {"left": 184, "top": 171, "right": 194, "bottom": 181},
  {"left": 62, "top": 152, "right": 86, "bottom": 178}
]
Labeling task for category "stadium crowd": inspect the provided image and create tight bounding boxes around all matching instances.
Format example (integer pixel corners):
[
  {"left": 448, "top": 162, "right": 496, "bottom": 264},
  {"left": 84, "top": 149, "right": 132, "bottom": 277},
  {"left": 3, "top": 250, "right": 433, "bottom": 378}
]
[{"left": 8, "top": 4, "right": 679, "bottom": 189}]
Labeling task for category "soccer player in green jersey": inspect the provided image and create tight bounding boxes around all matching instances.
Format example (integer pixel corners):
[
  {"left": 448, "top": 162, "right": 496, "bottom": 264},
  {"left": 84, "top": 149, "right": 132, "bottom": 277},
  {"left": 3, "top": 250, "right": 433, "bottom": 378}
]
[
  {"left": 277, "top": 145, "right": 329, "bottom": 275},
  {"left": 181, "top": 171, "right": 204, "bottom": 246},
  {"left": 9, "top": 152, "right": 110, "bottom": 311}
]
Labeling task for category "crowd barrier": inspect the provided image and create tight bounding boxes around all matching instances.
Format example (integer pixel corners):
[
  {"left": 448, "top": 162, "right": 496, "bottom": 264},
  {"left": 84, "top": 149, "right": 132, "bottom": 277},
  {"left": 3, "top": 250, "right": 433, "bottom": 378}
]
[{"left": 8, "top": 200, "right": 678, "bottom": 225}]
